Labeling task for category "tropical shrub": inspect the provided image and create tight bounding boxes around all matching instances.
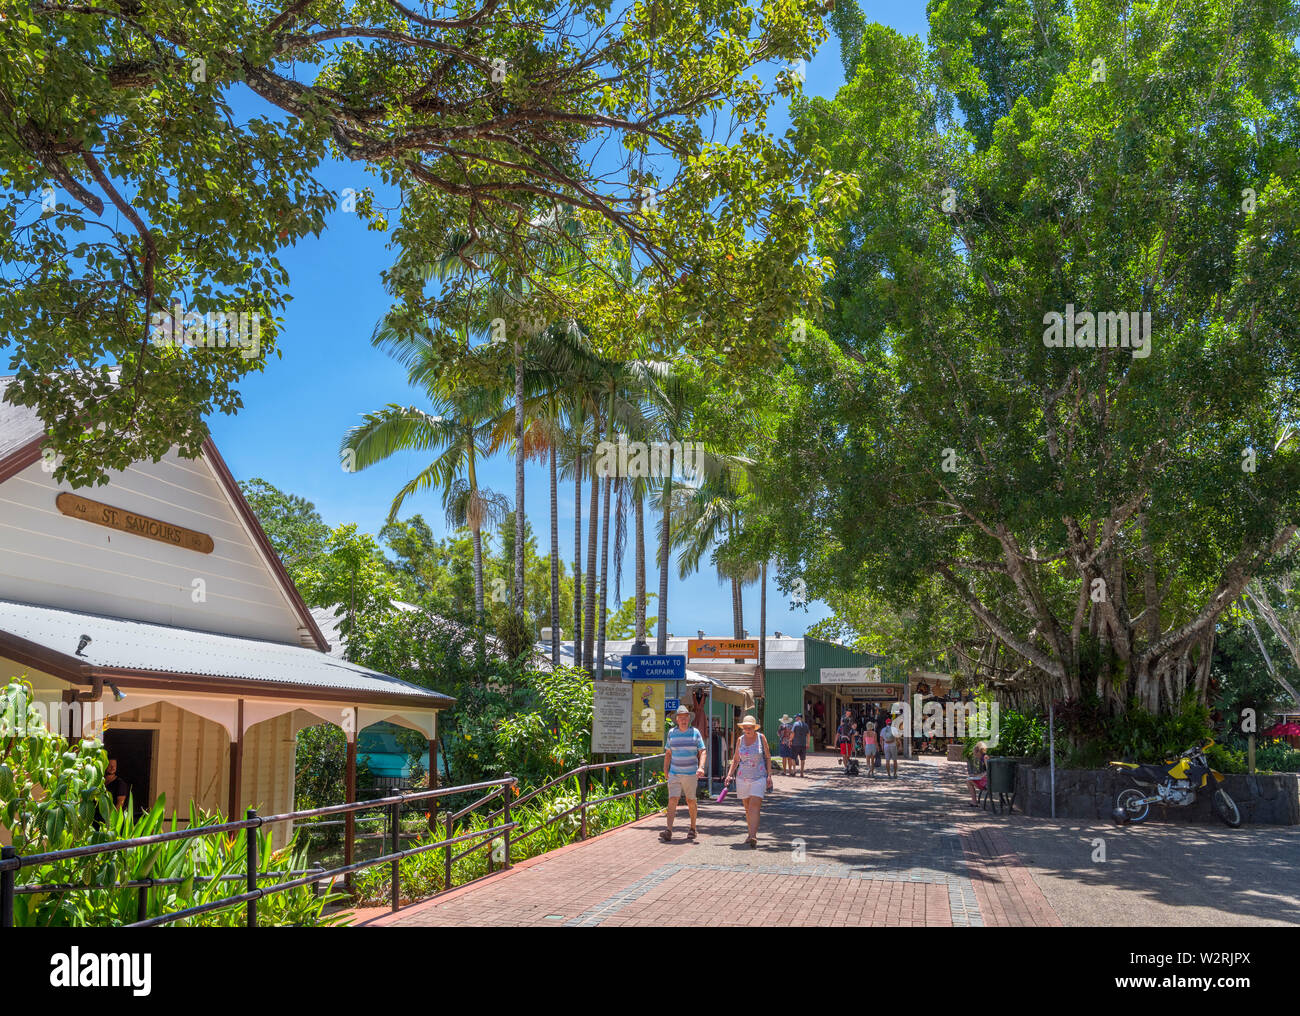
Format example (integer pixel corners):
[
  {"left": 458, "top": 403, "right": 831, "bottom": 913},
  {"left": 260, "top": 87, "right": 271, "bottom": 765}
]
[
  {"left": 294, "top": 723, "right": 374, "bottom": 847},
  {"left": 1206, "top": 742, "right": 1247, "bottom": 774},
  {"left": 1053, "top": 695, "right": 1212, "bottom": 768},
  {"left": 984, "top": 710, "right": 1045, "bottom": 759},
  {"left": 438, "top": 667, "right": 595, "bottom": 794},
  {"left": 1, "top": 679, "right": 109, "bottom": 853},
  {"left": 1206, "top": 738, "right": 1300, "bottom": 774},
  {"left": 0, "top": 679, "right": 343, "bottom": 926}
]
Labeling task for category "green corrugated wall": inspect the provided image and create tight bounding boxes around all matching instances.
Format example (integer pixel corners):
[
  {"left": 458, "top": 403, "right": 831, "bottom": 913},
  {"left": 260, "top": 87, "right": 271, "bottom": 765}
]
[{"left": 761, "top": 638, "right": 896, "bottom": 744}]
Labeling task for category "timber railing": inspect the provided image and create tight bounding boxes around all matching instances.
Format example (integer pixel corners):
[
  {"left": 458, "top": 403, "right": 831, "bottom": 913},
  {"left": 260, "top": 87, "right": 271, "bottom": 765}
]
[{"left": 0, "top": 753, "right": 667, "bottom": 928}]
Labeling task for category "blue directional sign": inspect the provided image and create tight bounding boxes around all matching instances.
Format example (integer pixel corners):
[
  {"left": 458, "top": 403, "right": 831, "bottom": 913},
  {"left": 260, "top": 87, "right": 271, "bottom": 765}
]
[
  {"left": 665, "top": 698, "right": 680, "bottom": 713},
  {"left": 621, "top": 654, "right": 686, "bottom": 682}
]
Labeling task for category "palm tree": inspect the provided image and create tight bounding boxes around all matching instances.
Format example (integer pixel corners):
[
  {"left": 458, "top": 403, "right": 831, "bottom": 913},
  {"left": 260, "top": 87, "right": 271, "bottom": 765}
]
[
  {"left": 340, "top": 385, "right": 508, "bottom": 619},
  {"left": 671, "top": 464, "right": 759, "bottom": 655},
  {"left": 643, "top": 369, "right": 736, "bottom": 652},
  {"left": 589, "top": 356, "right": 665, "bottom": 679},
  {"left": 492, "top": 319, "right": 603, "bottom": 666}
]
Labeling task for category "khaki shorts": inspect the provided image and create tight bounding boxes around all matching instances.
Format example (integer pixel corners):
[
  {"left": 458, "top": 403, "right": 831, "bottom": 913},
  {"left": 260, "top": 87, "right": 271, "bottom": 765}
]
[
  {"left": 881, "top": 741, "right": 898, "bottom": 760},
  {"left": 667, "top": 772, "right": 698, "bottom": 800}
]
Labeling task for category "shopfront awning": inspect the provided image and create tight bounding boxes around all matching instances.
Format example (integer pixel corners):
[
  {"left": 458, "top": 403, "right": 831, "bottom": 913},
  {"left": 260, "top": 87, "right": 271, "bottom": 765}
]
[{"left": 683, "top": 668, "right": 753, "bottom": 709}]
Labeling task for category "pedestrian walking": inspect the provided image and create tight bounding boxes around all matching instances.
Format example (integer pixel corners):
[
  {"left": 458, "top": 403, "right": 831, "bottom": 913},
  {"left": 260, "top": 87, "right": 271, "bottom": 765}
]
[
  {"left": 879, "top": 714, "right": 899, "bottom": 777},
  {"left": 778, "top": 713, "right": 795, "bottom": 774},
  {"left": 862, "top": 722, "right": 878, "bottom": 776},
  {"left": 878, "top": 717, "right": 899, "bottom": 779},
  {"left": 661, "top": 704, "right": 706, "bottom": 842},
  {"left": 790, "top": 712, "right": 810, "bottom": 776},
  {"left": 836, "top": 712, "right": 855, "bottom": 768},
  {"left": 725, "top": 715, "right": 773, "bottom": 847}
]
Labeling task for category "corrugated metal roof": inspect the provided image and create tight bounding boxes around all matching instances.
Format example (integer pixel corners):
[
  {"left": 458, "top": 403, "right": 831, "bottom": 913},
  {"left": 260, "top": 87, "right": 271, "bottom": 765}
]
[
  {"left": 0, "top": 598, "right": 451, "bottom": 707},
  {"left": 0, "top": 376, "right": 43, "bottom": 460}
]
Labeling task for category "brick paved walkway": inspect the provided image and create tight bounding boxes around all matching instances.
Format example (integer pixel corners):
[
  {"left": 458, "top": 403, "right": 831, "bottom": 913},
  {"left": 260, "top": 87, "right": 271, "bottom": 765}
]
[{"left": 353, "top": 752, "right": 1062, "bottom": 927}]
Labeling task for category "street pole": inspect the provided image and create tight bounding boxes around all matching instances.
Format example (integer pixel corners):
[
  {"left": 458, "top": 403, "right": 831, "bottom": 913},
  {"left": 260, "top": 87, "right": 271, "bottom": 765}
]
[
  {"left": 1048, "top": 699, "right": 1057, "bottom": 819},
  {"left": 707, "top": 682, "right": 714, "bottom": 798}
]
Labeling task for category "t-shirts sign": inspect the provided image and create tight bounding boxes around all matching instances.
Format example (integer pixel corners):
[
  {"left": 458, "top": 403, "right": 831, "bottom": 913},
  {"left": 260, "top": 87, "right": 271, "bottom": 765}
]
[{"left": 592, "top": 682, "right": 633, "bottom": 754}]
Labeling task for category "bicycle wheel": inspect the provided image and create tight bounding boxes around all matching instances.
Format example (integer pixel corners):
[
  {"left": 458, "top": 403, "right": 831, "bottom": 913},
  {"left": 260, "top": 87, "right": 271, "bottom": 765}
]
[{"left": 1213, "top": 788, "right": 1242, "bottom": 828}]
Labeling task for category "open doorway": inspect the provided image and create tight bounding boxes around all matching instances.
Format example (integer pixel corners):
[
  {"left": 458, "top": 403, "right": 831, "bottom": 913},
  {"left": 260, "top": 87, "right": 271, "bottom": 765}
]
[{"left": 103, "top": 729, "right": 155, "bottom": 816}]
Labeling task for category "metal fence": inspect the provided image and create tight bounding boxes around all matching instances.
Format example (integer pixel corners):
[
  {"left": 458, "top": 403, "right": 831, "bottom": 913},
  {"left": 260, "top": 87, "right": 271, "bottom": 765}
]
[{"left": 0, "top": 753, "right": 666, "bottom": 928}]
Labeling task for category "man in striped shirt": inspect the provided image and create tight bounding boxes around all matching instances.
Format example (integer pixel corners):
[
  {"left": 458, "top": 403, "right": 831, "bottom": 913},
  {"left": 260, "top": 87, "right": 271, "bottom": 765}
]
[{"left": 660, "top": 704, "right": 707, "bottom": 842}]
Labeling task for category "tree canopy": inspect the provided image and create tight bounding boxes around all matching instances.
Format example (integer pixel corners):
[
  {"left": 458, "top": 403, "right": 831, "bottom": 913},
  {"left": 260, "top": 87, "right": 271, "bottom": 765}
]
[
  {"left": 1, "top": 0, "right": 846, "bottom": 485},
  {"left": 761, "top": 0, "right": 1300, "bottom": 714}
]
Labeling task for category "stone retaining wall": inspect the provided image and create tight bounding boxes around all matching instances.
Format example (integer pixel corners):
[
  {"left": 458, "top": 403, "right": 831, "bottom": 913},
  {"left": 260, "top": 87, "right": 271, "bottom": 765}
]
[{"left": 1013, "top": 764, "right": 1300, "bottom": 825}]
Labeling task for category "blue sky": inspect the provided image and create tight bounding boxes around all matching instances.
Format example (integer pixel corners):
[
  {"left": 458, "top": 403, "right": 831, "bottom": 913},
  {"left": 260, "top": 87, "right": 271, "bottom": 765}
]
[{"left": 210, "top": 2, "right": 932, "bottom": 639}]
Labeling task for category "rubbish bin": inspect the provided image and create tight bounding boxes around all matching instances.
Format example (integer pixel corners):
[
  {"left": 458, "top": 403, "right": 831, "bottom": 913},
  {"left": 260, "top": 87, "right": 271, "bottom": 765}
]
[{"left": 986, "top": 757, "right": 1016, "bottom": 811}]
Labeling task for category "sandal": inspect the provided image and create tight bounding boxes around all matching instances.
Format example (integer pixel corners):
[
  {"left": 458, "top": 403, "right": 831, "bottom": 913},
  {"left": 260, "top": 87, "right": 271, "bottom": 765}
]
[
  {"left": 686, "top": 828, "right": 697, "bottom": 841},
  {"left": 746, "top": 836, "right": 757, "bottom": 848},
  {"left": 659, "top": 829, "right": 673, "bottom": 842}
]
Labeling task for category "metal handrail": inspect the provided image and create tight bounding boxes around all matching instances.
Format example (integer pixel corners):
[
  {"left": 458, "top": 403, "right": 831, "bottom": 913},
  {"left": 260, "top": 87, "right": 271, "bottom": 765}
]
[
  {"left": 487, "top": 753, "right": 667, "bottom": 820},
  {"left": 15, "top": 869, "right": 321, "bottom": 894},
  {"left": 1, "top": 753, "right": 672, "bottom": 927},
  {"left": 128, "top": 820, "right": 520, "bottom": 927},
  {"left": 0, "top": 777, "right": 517, "bottom": 874}
]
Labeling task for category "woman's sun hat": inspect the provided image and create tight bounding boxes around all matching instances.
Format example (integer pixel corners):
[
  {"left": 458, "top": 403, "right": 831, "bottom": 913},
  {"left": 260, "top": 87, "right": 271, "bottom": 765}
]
[
  {"left": 779, "top": 713, "right": 793, "bottom": 724},
  {"left": 739, "top": 715, "right": 759, "bottom": 728}
]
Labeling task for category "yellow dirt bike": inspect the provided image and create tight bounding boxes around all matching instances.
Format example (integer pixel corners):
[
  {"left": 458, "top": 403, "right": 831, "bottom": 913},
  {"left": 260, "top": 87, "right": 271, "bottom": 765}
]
[{"left": 1109, "top": 742, "right": 1241, "bottom": 828}]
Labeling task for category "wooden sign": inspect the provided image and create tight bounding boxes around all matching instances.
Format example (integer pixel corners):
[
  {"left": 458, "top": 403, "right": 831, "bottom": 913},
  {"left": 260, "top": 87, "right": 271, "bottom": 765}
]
[
  {"left": 687, "top": 638, "right": 759, "bottom": 660},
  {"left": 56, "top": 493, "right": 214, "bottom": 554}
]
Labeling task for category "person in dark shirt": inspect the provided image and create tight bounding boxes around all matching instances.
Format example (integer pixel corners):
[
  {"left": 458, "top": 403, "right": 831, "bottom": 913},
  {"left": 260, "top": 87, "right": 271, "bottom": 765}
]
[
  {"left": 104, "top": 758, "right": 129, "bottom": 809},
  {"left": 836, "top": 714, "right": 856, "bottom": 767}
]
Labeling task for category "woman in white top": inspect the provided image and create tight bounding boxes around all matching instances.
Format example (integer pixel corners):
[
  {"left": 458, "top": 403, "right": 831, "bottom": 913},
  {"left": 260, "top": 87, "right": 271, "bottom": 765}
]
[{"left": 725, "top": 715, "right": 773, "bottom": 847}]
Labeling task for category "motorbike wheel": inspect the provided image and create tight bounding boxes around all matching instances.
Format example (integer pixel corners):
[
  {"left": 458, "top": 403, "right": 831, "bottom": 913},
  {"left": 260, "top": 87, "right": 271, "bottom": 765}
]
[
  {"left": 1116, "top": 788, "right": 1149, "bottom": 823},
  {"left": 1213, "top": 788, "right": 1242, "bottom": 828}
]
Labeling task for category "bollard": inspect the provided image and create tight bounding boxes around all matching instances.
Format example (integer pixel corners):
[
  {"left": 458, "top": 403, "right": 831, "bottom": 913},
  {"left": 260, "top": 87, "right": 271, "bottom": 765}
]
[{"left": 246, "top": 809, "right": 259, "bottom": 928}]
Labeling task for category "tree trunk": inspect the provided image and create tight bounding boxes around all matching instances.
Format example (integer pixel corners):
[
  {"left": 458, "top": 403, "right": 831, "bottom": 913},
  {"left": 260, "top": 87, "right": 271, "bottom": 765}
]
[
  {"left": 656, "top": 448, "right": 674, "bottom": 654},
  {"left": 583, "top": 413, "right": 600, "bottom": 675},
  {"left": 731, "top": 575, "right": 743, "bottom": 661},
  {"left": 635, "top": 486, "right": 647, "bottom": 645},
  {"left": 573, "top": 446, "right": 583, "bottom": 672},
  {"left": 550, "top": 439, "right": 559, "bottom": 668},
  {"left": 472, "top": 524, "right": 485, "bottom": 671},
  {"left": 513, "top": 334, "right": 525, "bottom": 615},
  {"left": 472, "top": 526, "right": 484, "bottom": 618},
  {"left": 596, "top": 466, "right": 613, "bottom": 680}
]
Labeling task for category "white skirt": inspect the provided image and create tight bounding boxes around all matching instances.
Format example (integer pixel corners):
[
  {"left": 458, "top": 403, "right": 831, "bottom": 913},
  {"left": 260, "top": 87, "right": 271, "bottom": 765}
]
[{"left": 736, "top": 776, "right": 766, "bottom": 799}]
